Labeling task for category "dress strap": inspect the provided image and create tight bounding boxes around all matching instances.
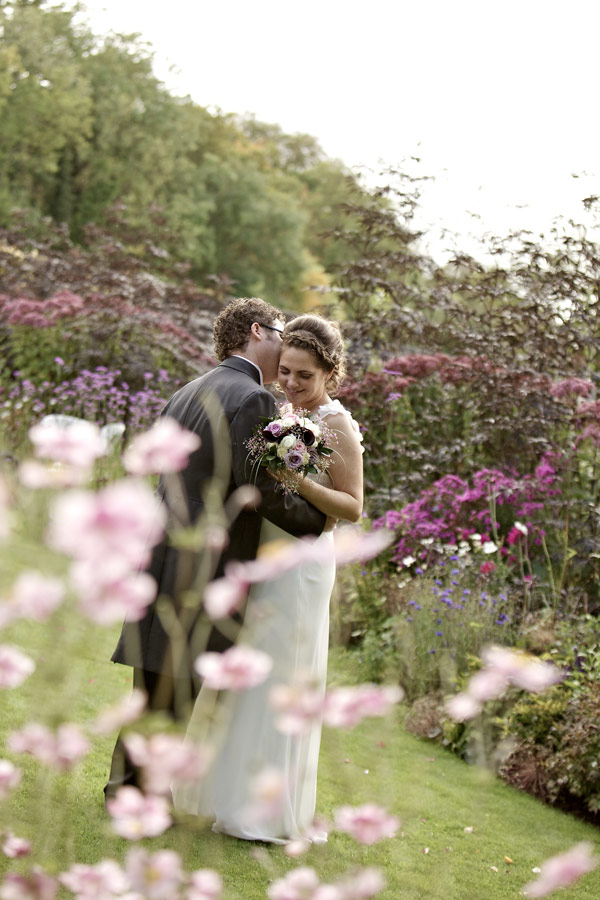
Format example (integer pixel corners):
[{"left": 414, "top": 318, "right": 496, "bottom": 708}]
[{"left": 317, "top": 399, "right": 364, "bottom": 453}]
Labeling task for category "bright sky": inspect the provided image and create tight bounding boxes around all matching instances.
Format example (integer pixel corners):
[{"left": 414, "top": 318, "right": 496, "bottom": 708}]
[{"left": 75, "top": 0, "right": 600, "bottom": 261}]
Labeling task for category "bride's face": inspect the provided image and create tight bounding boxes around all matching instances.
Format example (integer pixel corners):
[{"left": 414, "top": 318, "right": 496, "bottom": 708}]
[{"left": 278, "top": 346, "right": 331, "bottom": 410}]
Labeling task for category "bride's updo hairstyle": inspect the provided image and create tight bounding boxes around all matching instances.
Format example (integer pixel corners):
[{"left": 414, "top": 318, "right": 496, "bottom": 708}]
[{"left": 281, "top": 314, "right": 346, "bottom": 395}]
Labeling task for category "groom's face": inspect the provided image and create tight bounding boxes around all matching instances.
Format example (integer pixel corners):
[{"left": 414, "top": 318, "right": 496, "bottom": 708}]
[{"left": 259, "top": 319, "right": 284, "bottom": 384}]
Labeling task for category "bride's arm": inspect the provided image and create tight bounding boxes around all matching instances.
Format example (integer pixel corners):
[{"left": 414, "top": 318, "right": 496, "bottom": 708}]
[{"left": 295, "top": 413, "right": 363, "bottom": 523}]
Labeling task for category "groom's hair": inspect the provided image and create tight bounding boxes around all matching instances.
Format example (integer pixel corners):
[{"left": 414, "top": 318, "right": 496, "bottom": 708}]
[{"left": 213, "top": 297, "right": 283, "bottom": 362}]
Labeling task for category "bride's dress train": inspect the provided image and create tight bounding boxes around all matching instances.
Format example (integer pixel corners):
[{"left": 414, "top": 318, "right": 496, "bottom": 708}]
[{"left": 172, "top": 520, "right": 335, "bottom": 843}]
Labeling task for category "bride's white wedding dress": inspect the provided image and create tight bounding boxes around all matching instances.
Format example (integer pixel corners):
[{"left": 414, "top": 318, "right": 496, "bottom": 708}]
[{"left": 172, "top": 400, "right": 362, "bottom": 843}]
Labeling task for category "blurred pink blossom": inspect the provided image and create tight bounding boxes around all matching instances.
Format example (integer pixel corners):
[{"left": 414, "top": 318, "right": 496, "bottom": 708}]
[
  {"left": 195, "top": 645, "right": 273, "bottom": 691},
  {"left": 284, "top": 840, "right": 311, "bottom": 859},
  {"left": 8, "top": 723, "right": 90, "bottom": 771},
  {"left": 123, "top": 733, "right": 209, "bottom": 795},
  {"left": 92, "top": 689, "right": 147, "bottom": 735},
  {"left": 522, "top": 842, "right": 598, "bottom": 897},
  {"left": 446, "top": 646, "right": 563, "bottom": 722},
  {"left": 267, "top": 867, "right": 321, "bottom": 900},
  {"left": 338, "top": 867, "right": 385, "bottom": 899},
  {"left": 0, "top": 474, "right": 10, "bottom": 542},
  {"left": 467, "top": 668, "right": 509, "bottom": 702},
  {"left": 245, "top": 767, "right": 287, "bottom": 824},
  {"left": 107, "top": 787, "right": 172, "bottom": 840},
  {"left": 59, "top": 861, "right": 128, "bottom": 900},
  {"left": 48, "top": 479, "right": 166, "bottom": 569},
  {"left": 123, "top": 418, "right": 201, "bottom": 475},
  {"left": 203, "top": 575, "right": 248, "bottom": 620},
  {"left": 333, "top": 804, "right": 400, "bottom": 845},
  {"left": 1, "top": 833, "right": 31, "bottom": 859},
  {"left": 125, "top": 847, "right": 183, "bottom": 899},
  {"left": 2, "top": 572, "right": 65, "bottom": 625},
  {"left": 186, "top": 869, "right": 223, "bottom": 900},
  {"left": 481, "top": 645, "right": 562, "bottom": 692},
  {"left": 445, "top": 692, "right": 482, "bottom": 722},
  {"left": 209, "top": 527, "right": 394, "bottom": 619},
  {"left": 269, "top": 681, "right": 325, "bottom": 735},
  {"left": 70, "top": 561, "right": 157, "bottom": 625},
  {"left": 323, "top": 685, "right": 403, "bottom": 729},
  {"left": 0, "top": 645, "right": 35, "bottom": 688},
  {"left": 0, "top": 867, "right": 58, "bottom": 900},
  {"left": 549, "top": 377, "right": 593, "bottom": 400},
  {"left": 19, "top": 460, "right": 91, "bottom": 490},
  {"left": 0, "top": 759, "right": 21, "bottom": 798},
  {"left": 29, "top": 420, "right": 106, "bottom": 468}
]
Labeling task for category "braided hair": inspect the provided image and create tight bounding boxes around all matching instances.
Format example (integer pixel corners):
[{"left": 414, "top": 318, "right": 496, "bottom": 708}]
[{"left": 281, "top": 314, "right": 346, "bottom": 394}]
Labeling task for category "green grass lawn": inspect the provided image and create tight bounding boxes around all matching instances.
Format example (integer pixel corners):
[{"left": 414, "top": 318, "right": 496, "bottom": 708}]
[{"left": 0, "top": 603, "right": 599, "bottom": 900}]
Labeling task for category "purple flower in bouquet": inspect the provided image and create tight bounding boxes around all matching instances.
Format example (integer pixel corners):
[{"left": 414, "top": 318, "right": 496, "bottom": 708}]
[
  {"left": 263, "top": 421, "right": 283, "bottom": 439},
  {"left": 285, "top": 450, "right": 306, "bottom": 469}
]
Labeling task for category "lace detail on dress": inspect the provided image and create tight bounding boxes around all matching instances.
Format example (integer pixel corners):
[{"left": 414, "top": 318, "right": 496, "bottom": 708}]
[{"left": 318, "top": 399, "right": 365, "bottom": 453}]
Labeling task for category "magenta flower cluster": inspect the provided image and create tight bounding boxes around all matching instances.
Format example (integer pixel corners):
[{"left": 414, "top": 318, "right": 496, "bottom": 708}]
[
  {"left": 0, "top": 290, "right": 84, "bottom": 328},
  {"left": 374, "top": 457, "right": 561, "bottom": 567}
]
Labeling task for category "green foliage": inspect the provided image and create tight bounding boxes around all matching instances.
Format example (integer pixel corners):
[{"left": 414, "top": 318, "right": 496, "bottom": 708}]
[{"left": 0, "top": 1, "right": 374, "bottom": 306}]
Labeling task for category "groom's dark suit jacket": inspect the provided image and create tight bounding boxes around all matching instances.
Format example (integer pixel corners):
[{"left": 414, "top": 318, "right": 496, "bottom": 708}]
[{"left": 111, "top": 356, "right": 326, "bottom": 680}]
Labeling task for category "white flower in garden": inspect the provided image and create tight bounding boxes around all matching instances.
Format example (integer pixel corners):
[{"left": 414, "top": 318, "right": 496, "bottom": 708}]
[
  {"left": 514, "top": 521, "right": 528, "bottom": 535},
  {"left": 48, "top": 479, "right": 166, "bottom": 569},
  {"left": 195, "top": 646, "right": 273, "bottom": 691},
  {"left": 29, "top": 420, "right": 107, "bottom": 468},
  {"left": 401, "top": 555, "right": 416, "bottom": 567},
  {"left": 123, "top": 417, "right": 201, "bottom": 475},
  {"left": 333, "top": 804, "right": 400, "bottom": 845},
  {"left": 125, "top": 847, "right": 183, "bottom": 899},
  {"left": 420, "top": 538, "right": 434, "bottom": 546},
  {"left": 0, "top": 645, "right": 35, "bottom": 689},
  {"left": 107, "top": 787, "right": 172, "bottom": 840},
  {"left": 481, "top": 541, "right": 498, "bottom": 554},
  {"left": 0, "top": 760, "right": 21, "bottom": 798},
  {"left": 522, "top": 842, "right": 598, "bottom": 897}
]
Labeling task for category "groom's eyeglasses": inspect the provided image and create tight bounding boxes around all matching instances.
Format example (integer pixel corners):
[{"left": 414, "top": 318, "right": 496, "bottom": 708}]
[{"left": 260, "top": 323, "right": 284, "bottom": 334}]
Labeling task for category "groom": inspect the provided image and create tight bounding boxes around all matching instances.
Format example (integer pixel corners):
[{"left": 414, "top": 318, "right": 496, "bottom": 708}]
[{"left": 106, "top": 297, "right": 327, "bottom": 797}]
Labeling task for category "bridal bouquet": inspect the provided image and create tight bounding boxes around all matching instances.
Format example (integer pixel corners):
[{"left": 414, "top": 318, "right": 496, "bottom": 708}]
[{"left": 245, "top": 402, "right": 335, "bottom": 493}]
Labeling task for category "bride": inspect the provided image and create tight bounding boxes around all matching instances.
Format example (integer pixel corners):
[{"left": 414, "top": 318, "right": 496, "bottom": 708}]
[{"left": 173, "top": 314, "right": 364, "bottom": 843}]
